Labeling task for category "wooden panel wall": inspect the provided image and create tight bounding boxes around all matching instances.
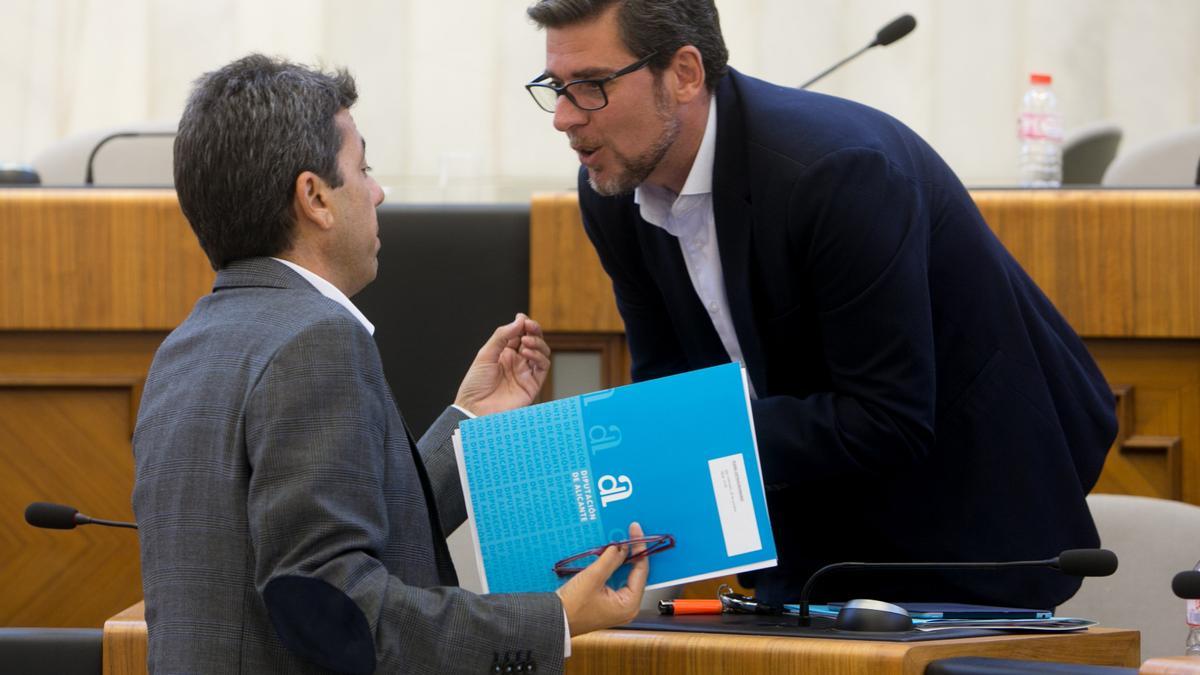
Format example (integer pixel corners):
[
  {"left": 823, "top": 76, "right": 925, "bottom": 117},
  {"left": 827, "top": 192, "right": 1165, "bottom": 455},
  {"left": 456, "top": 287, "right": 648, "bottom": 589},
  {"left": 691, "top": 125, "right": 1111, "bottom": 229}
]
[
  {"left": 529, "top": 190, "right": 1200, "bottom": 507},
  {"left": 0, "top": 190, "right": 212, "bottom": 628},
  {"left": 0, "top": 189, "right": 213, "bottom": 330},
  {"left": 974, "top": 191, "right": 1200, "bottom": 338},
  {"left": 529, "top": 193, "right": 624, "bottom": 334}
]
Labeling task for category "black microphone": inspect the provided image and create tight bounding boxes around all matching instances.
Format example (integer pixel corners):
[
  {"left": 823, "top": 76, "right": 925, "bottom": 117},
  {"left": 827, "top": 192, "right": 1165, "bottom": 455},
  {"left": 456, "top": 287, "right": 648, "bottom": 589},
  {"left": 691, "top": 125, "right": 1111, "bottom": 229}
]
[
  {"left": 874, "top": 14, "right": 917, "bottom": 47},
  {"left": 25, "top": 502, "right": 137, "bottom": 530},
  {"left": 1173, "top": 571, "right": 1200, "bottom": 599},
  {"left": 799, "top": 13, "right": 918, "bottom": 90},
  {"left": 83, "top": 130, "right": 176, "bottom": 186},
  {"left": 1056, "top": 548, "right": 1118, "bottom": 577},
  {"left": 796, "top": 548, "right": 1118, "bottom": 626}
]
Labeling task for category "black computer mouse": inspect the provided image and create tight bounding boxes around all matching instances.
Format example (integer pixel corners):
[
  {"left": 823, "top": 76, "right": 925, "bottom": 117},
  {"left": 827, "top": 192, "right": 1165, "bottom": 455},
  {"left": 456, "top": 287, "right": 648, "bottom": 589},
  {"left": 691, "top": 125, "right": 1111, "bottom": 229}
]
[{"left": 834, "top": 598, "right": 914, "bottom": 632}]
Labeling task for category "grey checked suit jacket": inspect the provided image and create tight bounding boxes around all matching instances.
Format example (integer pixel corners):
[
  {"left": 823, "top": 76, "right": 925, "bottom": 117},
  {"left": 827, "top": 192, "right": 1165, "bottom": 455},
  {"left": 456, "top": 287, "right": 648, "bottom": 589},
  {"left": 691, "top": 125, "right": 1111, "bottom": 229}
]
[{"left": 133, "top": 258, "right": 563, "bottom": 674}]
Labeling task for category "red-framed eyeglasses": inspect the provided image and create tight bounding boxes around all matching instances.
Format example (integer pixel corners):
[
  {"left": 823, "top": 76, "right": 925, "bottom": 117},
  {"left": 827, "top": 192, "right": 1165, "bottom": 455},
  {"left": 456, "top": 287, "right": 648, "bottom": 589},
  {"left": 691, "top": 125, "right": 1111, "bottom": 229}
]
[{"left": 552, "top": 534, "right": 675, "bottom": 577}]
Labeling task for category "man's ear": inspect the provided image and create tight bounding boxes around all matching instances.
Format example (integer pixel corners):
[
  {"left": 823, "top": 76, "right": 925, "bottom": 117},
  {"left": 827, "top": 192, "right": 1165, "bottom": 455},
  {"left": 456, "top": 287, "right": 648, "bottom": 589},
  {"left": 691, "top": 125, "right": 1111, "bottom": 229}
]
[
  {"left": 668, "top": 46, "right": 706, "bottom": 104},
  {"left": 293, "top": 171, "right": 335, "bottom": 231}
]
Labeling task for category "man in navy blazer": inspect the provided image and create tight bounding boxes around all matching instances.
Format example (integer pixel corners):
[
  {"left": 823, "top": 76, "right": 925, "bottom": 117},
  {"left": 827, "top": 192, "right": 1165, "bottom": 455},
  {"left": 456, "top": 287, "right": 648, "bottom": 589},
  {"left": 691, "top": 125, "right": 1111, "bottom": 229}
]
[{"left": 527, "top": 0, "right": 1117, "bottom": 609}]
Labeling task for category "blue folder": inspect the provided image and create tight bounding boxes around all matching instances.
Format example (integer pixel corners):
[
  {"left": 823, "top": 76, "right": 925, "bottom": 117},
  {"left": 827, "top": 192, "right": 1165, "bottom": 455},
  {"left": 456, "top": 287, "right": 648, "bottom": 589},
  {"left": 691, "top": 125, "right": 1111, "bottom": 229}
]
[{"left": 454, "top": 363, "right": 778, "bottom": 593}]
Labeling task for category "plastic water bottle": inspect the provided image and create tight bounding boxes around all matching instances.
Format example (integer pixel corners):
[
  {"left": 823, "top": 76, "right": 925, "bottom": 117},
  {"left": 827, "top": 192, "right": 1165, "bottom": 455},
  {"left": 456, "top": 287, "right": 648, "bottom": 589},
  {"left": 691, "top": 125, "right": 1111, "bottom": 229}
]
[
  {"left": 1017, "top": 73, "right": 1063, "bottom": 187},
  {"left": 1188, "top": 560, "right": 1200, "bottom": 656}
]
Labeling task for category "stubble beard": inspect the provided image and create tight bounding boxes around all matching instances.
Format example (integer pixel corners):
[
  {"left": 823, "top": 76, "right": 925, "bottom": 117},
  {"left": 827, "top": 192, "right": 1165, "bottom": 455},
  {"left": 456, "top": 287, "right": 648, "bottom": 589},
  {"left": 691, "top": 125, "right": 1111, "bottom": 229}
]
[{"left": 586, "top": 85, "right": 681, "bottom": 197}]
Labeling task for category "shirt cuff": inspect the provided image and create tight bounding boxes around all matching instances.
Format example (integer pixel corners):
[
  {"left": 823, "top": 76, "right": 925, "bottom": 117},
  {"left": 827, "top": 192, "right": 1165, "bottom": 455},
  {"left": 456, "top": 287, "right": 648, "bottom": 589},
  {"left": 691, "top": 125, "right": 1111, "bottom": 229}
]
[
  {"left": 451, "top": 404, "right": 476, "bottom": 419},
  {"left": 563, "top": 608, "right": 572, "bottom": 658}
]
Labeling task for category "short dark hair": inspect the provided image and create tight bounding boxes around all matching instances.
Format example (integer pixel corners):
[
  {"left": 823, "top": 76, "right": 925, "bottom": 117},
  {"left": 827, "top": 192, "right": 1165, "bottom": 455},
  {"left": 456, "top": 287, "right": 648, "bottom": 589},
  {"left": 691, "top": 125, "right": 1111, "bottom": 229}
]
[
  {"left": 173, "top": 54, "right": 358, "bottom": 270},
  {"left": 527, "top": 0, "right": 728, "bottom": 93}
]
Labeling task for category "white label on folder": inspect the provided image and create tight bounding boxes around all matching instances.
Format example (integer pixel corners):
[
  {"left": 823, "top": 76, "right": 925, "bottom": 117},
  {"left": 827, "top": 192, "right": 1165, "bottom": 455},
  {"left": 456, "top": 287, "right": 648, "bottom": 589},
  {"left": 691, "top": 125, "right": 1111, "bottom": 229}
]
[{"left": 708, "top": 453, "right": 763, "bottom": 557}]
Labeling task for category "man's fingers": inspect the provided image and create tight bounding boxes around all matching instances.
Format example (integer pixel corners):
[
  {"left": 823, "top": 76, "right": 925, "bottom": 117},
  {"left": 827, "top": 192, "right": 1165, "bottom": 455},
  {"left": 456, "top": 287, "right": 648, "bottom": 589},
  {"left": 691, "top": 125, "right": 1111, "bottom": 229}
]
[
  {"left": 521, "top": 333, "right": 551, "bottom": 356},
  {"left": 577, "top": 541, "right": 627, "bottom": 587},
  {"left": 476, "top": 315, "right": 524, "bottom": 361},
  {"left": 521, "top": 342, "right": 552, "bottom": 371},
  {"left": 520, "top": 314, "right": 544, "bottom": 337},
  {"left": 622, "top": 521, "right": 649, "bottom": 593},
  {"left": 624, "top": 551, "right": 649, "bottom": 596},
  {"left": 627, "top": 522, "right": 645, "bottom": 552}
]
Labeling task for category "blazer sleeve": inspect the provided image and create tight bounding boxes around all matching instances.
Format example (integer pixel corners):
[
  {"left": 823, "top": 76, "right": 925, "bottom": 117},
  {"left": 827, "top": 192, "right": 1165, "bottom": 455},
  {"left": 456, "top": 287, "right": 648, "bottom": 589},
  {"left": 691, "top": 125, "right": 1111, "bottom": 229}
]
[
  {"left": 750, "top": 147, "right": 938, "bottom": 486},
  {"left": 415, "top": 406, "right": 469, "bottom": 538},
  {"left": 243, "top": 317, "right": 564, "bottom": 674}
]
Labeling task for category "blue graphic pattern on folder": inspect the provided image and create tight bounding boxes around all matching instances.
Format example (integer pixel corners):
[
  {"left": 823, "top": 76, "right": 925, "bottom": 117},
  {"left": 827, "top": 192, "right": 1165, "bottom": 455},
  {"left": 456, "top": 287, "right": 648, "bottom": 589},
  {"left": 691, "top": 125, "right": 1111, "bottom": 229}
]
[{"left": 457, "top": 363, "right": 777, "bottom": 593}]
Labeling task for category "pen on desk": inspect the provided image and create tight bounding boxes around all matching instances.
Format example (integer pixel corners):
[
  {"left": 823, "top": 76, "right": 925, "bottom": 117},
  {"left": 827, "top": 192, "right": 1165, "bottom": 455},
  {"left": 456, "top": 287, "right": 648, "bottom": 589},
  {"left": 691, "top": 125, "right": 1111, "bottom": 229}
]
[{"left": 658, "top": 599, "right": 723, "bottom": 615}]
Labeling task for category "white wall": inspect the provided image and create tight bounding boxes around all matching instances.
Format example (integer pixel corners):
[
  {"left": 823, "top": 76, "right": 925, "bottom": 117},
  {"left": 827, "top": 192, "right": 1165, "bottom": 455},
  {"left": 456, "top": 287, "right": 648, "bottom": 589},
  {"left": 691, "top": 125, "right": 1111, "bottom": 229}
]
[{"left": 1, "top": 0, "right": 1197, "bottom": 198}]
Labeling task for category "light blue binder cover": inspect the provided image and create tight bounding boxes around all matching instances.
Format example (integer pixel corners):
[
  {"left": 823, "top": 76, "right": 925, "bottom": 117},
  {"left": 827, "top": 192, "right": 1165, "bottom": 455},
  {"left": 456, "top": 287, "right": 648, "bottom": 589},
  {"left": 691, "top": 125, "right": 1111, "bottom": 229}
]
[{"left": 454, "top": 363, "right": 777, "bottom": 593}]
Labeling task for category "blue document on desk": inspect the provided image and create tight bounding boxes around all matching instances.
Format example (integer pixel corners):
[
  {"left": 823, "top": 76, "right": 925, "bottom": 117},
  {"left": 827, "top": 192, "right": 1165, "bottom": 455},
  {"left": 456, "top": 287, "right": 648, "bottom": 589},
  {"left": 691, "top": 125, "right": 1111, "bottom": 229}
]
[{"left": 453, "top": 363, "right": 777, "bottom": 593}]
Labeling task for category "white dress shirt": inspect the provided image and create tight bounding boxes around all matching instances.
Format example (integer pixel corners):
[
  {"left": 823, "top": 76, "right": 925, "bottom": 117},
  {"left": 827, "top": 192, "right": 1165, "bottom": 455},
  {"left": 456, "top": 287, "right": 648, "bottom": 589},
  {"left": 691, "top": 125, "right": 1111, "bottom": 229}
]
[
  {"left": 634, "top": 96, "right": 756, "bottom": 398},
  {"left": 272, "top": 258, "right": 375, "bottom": 335}
]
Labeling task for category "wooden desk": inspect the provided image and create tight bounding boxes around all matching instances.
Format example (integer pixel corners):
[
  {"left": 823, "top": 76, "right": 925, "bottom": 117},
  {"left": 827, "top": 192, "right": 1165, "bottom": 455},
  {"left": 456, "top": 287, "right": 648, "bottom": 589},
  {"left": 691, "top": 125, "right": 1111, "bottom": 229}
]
[
  {"left": 100, "top": 600, "right": 1138, "bottom": 675},
  {"left": 0, "top": 189, "right": 212, "bottom": 628},
  {"left": 102, "top": 602, "right": 147, "bottom": 675},
  {"left": 530, "top": 189, "right": 1200, "bottom": 506},
  {"left": 567, "top": 626, "right": 1140, "bottom": 674}
]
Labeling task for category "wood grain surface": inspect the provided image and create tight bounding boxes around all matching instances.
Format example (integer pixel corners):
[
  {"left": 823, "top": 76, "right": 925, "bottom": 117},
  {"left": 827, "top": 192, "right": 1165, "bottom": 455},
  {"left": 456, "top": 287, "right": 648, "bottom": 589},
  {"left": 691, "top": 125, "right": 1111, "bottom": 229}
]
[
  {"left": 565, "top": 626, "right": 1139, "bottom": 674},
  {"left": 0, "top": 188, "right": 213, "bottom": 330},
  {"left": 0, "top": 332, "right": 165, "bottom": 627},
  {"left": 102, "top": 601, "right": 147, "bottom": 675},
  {"left": 0, "top": 189, "right": 210, "bottom": 627}
]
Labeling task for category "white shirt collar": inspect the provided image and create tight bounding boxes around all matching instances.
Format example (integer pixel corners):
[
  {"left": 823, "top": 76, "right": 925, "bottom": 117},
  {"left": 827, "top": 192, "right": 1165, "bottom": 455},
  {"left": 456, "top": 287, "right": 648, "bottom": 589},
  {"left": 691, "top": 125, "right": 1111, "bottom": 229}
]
[
  {"left": 634, "top": 94, "right": 718, "bottom": 222},
  {"left": 271, "top": 257, "right": 375, "bottom": 335},
  {"left": 679, "top": 94, "right": 718, "bottom": 197}
]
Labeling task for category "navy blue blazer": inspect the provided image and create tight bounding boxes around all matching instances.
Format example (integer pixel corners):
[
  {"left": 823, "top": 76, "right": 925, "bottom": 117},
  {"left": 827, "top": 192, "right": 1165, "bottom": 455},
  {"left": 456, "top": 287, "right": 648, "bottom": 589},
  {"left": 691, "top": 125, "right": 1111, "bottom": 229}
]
[{"left": 578, "top": 69, "right": 1117, "bottom": 609}]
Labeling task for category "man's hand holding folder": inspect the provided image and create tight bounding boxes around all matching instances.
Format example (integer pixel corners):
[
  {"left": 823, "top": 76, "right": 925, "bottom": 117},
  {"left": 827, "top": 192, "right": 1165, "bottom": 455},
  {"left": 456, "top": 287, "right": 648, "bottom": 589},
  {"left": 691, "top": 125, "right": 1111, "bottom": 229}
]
[{"left": 556, "top": 522, "right": 650, "bottom": 635}]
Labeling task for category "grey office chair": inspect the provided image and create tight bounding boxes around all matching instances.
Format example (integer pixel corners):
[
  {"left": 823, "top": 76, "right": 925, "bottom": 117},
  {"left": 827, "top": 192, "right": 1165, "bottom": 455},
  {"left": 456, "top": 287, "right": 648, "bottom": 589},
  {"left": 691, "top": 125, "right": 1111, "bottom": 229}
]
[
  {"left": 1057, "top": 494, "right": 1200, "bottom": 660},
  {"left": 1062, "top": 122, "right": 1122, "bottom": 185},
  {"left": 31, "top": 122, "right": 176, "bottom": 186},
  {"left": 1102, "top": 125, "right": 1200, "bottom": 186},
  {"left": 0, "top": 628, "right": 102, "bottom": 675}
]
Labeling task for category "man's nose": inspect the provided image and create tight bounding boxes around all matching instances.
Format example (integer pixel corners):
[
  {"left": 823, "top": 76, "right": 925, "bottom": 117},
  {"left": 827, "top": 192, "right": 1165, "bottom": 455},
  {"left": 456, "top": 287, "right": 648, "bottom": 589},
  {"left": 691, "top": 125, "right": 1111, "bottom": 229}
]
[
  {"left": 371, "top": 177, "right": 384, "bottom": 206},
  {"left": 552, "top": 95, "right": 588, "bottom": 132}
]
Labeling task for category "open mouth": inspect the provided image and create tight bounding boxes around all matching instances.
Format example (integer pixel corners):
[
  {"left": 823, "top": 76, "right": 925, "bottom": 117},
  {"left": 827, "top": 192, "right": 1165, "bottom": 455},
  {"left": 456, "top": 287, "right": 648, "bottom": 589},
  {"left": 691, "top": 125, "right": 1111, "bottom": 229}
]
[{"left": 573, "top": 145, "right": 600, "bottom": 164}]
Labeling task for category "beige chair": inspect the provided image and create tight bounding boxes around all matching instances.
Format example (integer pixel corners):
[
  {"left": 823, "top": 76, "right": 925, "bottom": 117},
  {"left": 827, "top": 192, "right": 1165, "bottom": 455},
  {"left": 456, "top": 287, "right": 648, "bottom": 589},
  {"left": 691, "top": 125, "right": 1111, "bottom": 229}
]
[
  {"left": 1057, "top": 494, "right": 1200, "bottom": 660},
  {"left": 1062, "top": 122, "right": 1122, "bottom": 185},
  {"left": 31, "top": 122, "right": 176, "bottom": 186},
  {"left": 1101, "top": 125, "right": 1200, "bottom": 186}
]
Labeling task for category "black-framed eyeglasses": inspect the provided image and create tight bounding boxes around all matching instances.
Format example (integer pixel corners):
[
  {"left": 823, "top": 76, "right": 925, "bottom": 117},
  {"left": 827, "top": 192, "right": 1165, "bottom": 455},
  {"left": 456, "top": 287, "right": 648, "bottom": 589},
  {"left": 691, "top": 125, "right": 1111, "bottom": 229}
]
[
  {"left": 526, "top": 52, "right": 658, "bottom": 113},
  {"left": 552, "top": 534, "right": 675, "bottom": 576}
]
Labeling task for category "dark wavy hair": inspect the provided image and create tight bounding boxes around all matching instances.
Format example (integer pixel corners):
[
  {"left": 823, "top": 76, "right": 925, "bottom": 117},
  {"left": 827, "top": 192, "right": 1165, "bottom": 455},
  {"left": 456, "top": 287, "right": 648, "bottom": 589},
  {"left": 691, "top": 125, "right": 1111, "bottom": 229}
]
[
  {"left": 527, "top": 0, "right": 728, "bottom": 93},
  {"left": 173, "top": 54, "right": 357, "bottom": 270}
]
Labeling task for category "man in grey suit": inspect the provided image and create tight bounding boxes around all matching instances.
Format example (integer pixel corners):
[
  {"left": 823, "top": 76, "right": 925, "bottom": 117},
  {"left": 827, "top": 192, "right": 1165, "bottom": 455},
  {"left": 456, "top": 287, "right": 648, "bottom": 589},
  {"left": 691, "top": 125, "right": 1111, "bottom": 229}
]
[{"left": 133, "top": 54, "right": 647, "bottom": 674}]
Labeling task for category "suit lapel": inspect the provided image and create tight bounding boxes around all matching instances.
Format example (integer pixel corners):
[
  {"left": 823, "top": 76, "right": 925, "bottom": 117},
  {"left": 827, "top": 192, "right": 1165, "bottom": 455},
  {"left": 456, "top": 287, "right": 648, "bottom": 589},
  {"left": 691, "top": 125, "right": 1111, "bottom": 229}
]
[
  {"left": 636, "top": 210, "right": 727, "bottom": 359},
  {"left": 399, "top": 421, "right": 459, "bottom": 586},
  {"left": 712, "top": 73, "right": 767, "bottom": 395}
]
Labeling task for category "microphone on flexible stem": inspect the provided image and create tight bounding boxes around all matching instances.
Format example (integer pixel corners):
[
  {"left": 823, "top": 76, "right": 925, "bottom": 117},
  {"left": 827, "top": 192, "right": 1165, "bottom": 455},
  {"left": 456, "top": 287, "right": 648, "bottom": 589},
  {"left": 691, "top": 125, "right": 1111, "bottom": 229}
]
[
  {"left": 1173, "top": 571, "right": 1200, "bottom": 599},
  {"left": 25, "top": 501, "right": 138, "bottom": 530},
  {"left": 83, "top": 130, "right": 176, "bottom": 186},
  {"left": 799, "top": 13, "right": 917, "bottom": 90},
  {"left": 796, "top": 548, "right": 1118, "bottom": 631}
]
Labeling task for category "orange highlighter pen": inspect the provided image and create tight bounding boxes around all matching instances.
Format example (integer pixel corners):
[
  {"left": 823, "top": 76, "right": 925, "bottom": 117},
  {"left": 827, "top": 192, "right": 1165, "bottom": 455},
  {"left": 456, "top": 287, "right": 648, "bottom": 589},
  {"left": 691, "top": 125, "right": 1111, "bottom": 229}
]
[{"left": 658, "top": 599, "right": 723, "bottom": 615}]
